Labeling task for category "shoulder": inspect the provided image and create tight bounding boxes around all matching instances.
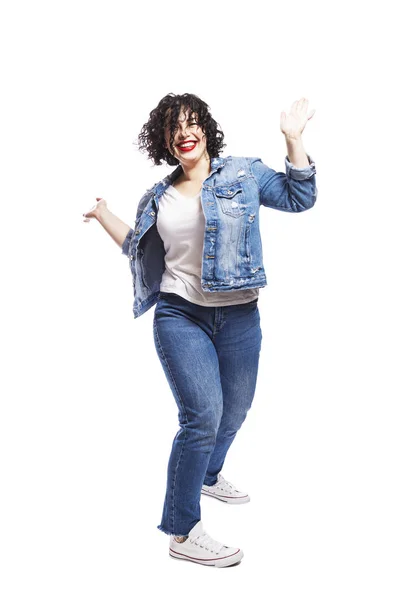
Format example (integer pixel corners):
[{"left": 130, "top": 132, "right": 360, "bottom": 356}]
[
  {"left": 221, "top": 155, "right": 262, "bottom": 167},
  {"left": 143, "top": 168, "right": 176, "bottom": 197},
  {"left": 217, "top": 156, "right": 263, "bottom": 179}
]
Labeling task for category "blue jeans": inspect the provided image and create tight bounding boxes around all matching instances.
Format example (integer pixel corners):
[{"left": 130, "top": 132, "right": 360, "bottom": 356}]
[{"left": 152, "top": 291, "right": 263, "bottom": 536}]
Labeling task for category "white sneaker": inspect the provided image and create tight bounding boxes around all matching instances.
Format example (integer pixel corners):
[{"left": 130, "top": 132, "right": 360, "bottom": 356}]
[
  {"left": 201, "top": 473, "right": 250, "bottom": 504},
  {"left": 169, "top": 521, "right": 244, "bottom": 568}
]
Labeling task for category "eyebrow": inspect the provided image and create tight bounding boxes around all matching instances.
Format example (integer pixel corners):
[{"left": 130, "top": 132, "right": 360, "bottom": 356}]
[
  {"left": 178, "top": 113, "right": 195, "bottom": 121},
  {"left": 165, "top": 111, "right": 197, "bottom": 129}
]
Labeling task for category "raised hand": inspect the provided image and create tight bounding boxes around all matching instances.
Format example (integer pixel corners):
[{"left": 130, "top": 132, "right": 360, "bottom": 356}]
[{"left": 280, "top": 97, "right": 316, "bottom": 140}]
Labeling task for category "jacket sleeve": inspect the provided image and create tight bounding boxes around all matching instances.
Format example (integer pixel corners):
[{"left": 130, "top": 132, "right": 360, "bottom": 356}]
[
  {"left": 121, "top": 186, "right": 156, "bottom": 256},
  {"left": 121, "top": 228, "right": 135, "bottom": 256},
  {"left": 249, "top": 154, "right": 317, "bottom": 212}
]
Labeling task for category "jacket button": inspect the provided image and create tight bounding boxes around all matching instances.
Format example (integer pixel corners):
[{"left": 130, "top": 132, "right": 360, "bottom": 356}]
[
  {"left": 227, "top": 190, "right": 233, "bottom": 194},
  {"left": 150, "top": 211, "right": 155, "bottom": 216},
  {"left": 135, "top": 229, "right": 140, "bottom": 234}
]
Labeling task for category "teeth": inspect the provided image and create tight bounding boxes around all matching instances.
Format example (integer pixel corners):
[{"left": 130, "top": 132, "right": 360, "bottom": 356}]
[{"left": 178, "top": 142, "right": 196, "bottom": 148}]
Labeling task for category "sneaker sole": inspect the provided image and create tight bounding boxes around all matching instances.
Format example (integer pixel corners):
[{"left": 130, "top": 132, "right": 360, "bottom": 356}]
[
  {"left": 201, "top": 489, "right": 251, "bottom": 504},
  {"left": 169, "top": 547, "right": 244, "bottom": 568}
]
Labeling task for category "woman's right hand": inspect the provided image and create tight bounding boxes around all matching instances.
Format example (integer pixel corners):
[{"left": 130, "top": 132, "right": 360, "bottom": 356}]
[{"left": 82, "top": 197, "right": 108, "bottom": 222}]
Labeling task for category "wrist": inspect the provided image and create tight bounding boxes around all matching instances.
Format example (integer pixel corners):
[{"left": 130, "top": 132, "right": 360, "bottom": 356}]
[
  {"left": 96, "top": 205, "right": 110, "bottom": 222},
  {"left": 285, "top": 134, "right": 302, "bottom": 143}
]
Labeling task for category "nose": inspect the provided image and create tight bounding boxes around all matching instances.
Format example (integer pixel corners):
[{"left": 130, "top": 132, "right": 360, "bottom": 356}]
[{"left": 177, "top": 122, "right": 191, "bottom": 139}]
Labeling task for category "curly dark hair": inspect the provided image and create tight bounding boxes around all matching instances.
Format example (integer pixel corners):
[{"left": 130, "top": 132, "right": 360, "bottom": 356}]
[{"left": 134, "top": 93, "right": 226, "bottom": 166}]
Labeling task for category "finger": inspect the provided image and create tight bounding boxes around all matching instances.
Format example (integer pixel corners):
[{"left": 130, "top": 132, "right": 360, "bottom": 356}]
[{"left": 299, "top": 98, "right": 308, "bottom": 112}]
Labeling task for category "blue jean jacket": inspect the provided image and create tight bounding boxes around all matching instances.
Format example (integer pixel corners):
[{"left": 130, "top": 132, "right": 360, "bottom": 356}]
[{"left": 121, "top": 154, "right": 317, "bottom": 318}]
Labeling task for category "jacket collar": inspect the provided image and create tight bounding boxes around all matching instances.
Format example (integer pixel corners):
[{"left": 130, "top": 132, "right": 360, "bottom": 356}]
[{"left": 153, "top": 156, "right": 228, "bottom": 197}]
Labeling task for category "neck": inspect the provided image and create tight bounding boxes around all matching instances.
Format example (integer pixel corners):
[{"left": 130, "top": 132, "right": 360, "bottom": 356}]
[{"left": 179, "top": 154, "right": 211, "bottom": 182}]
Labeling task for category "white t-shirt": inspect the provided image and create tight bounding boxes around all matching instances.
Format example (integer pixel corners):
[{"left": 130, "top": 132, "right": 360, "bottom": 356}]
[{"left": 156, "top": 184, "right": 259, "bottom": 307}]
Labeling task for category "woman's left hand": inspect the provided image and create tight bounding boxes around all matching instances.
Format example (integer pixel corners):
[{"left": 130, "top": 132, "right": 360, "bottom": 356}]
[{"left": 280, "top": 97, "right": 316, "bottom": 140}]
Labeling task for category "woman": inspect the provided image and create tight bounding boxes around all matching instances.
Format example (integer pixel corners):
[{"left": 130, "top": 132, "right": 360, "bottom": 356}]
[{"left": 83, "top": 93, "right": 317, "bottom": 568}]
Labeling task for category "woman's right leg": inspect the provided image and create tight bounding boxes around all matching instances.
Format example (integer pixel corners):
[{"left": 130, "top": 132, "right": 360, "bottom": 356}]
[{"left": 153, "top": 294, "right": 223, "bottom": 537}]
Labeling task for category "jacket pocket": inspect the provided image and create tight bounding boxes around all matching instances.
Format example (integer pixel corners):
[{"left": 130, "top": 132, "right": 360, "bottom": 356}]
[{"left": 214, "top": 182, "right": 246, "bottom": 218}]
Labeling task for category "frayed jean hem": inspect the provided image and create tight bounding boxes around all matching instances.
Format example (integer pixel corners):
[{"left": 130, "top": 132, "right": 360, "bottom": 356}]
[{"left": 157, "top": 524, "right": 189, "bottom": 537}]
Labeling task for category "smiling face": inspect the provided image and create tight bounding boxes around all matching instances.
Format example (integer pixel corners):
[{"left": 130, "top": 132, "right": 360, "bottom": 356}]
[{"left": 164, "top": 106, "right": 208, "bottom": 164}]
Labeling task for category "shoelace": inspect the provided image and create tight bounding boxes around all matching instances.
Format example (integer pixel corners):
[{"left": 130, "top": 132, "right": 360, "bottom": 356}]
[
  {"left": 216, "top": 475, "right": 238, "bottom": 493},
  {"left": 190, "top": 530, "right": 226, "bottom": 554}
]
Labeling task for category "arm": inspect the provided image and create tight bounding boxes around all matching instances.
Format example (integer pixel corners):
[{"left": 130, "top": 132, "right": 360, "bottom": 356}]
[
  {"left": 96, "top": 206, "right": 134, "bottom": 255},
  {"left": 251, "top": 96, "right": 318, "bottom": 211},
  {"left": 285, "top": 135, "right": 310, "bottom": 168},
  {"left": 250, "top": 152, "right": 317, "bottom": 212}
]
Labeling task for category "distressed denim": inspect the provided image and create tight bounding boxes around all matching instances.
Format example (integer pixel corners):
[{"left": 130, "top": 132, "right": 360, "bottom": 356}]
[
  {"left": 153, "top": 291, "right": 262, "bottom": 536},
  {"left": 122, "top": 154, "right": 317, "bottom": 319}
]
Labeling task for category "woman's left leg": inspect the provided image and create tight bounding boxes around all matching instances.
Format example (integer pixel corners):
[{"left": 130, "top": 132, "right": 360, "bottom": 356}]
[{"left": 203, "top": 299, "right": 263, "bottom": 486}]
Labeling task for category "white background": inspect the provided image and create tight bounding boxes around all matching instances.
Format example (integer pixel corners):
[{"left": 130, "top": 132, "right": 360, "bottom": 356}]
[{"left": 1, "top": 0, "right": 399, "bottom": 598}]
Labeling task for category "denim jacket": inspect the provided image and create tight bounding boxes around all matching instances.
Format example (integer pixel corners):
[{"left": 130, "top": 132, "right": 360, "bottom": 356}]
[{"left": 121, "top": 154, "right": 317, "bottom": 318}]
